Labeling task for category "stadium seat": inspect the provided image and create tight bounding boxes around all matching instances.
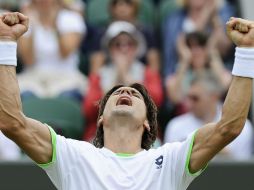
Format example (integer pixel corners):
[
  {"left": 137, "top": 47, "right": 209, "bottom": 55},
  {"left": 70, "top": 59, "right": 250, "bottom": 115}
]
[
  {"left": 86, "top": 0, "right": 111, "bottom": 26},
  {"left": 138, "top": 0, "right": 156, "bottom": 28},
  {"left": 22, "top": 97, "right": 84, "bottom": 139}
]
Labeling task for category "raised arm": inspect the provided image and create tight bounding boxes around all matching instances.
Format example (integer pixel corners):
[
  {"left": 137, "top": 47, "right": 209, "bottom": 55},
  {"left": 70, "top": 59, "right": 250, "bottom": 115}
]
[
  {"left": 0, "top": 12, "right": 52, "bottom": 164},
  {"left": 189, "top": 17, "right": 254, "bottom": 173}
]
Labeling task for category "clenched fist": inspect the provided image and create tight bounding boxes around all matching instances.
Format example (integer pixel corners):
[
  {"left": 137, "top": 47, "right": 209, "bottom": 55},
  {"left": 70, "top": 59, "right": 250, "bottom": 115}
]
[
  {"left": 227, "top": 17, "right": 254, "bottom": 47},
  {"left": 0, "top": 12, "right": 29, "bottom": 41}
]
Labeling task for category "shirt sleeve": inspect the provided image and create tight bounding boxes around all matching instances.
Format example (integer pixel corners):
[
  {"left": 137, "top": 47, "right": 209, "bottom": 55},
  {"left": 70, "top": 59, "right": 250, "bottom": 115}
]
[
  {"left": 165, "top": 131, "right": 206, "bottom": 190},
  {"left": 38, "top": 126, "right": 85, "bottom": 189}
]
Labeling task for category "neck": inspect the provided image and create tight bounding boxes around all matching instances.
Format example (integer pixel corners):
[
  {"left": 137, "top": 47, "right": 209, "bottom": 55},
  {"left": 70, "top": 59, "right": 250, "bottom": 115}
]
[{"left": 103, "top": 117, "right": 144, "bottom": 154}]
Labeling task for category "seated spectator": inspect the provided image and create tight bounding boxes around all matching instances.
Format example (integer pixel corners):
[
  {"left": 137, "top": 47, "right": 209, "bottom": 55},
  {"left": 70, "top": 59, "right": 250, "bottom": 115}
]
[
  {"left": 89, "top": 0, "right": 160, "bottom": 73},
  {"left": 18, "top": 0, "right": 87, "bottom": 101},
  {"left": 166, "top": 31, "right": 231, "bottom": 114},
  {"left": 0, "top": 131, "right": 20, "bottom": 161},
  {"left": 164, "top": 75, "right": 254, "bottom": 160},
  {"left": 163, "top": 0, "right": 235, "bottom": 76},
  {"left": 83, "top": 21, "right": 163, "bottom": 141}
]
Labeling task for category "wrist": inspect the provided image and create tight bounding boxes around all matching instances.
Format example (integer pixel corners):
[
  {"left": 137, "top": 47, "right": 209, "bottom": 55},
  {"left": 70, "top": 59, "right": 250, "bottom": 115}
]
[
  {"left": 232, "top": 47, "right": 254, "bottom": 78},
  {"left": 0, "top": 41, "right": 17, "bottom": 66}
]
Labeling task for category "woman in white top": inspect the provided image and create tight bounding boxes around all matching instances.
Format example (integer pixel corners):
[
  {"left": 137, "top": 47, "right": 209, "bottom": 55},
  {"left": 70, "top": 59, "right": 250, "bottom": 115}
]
[{"left": 18, "top": 0, "right": 87, "bottom": 100}]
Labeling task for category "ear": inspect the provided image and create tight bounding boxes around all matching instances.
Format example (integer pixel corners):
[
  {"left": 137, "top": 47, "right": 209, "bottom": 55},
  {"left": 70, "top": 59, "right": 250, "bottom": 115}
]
[
  {"left": 143, "top": 120, "right": 150, "bottom": 132},
  {"left": 97, "top": 116, "right": 104, "bottom": 128}
]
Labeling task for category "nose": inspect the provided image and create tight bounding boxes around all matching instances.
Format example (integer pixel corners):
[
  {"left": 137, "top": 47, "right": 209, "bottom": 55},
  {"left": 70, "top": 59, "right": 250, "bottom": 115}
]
[{"left": 119, "top": 88, "right": 132, "bottom": 96}]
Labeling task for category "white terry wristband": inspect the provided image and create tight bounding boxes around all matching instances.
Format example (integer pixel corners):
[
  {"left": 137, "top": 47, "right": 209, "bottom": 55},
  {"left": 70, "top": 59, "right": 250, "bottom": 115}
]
[
  {"left": 232, "top": 47, "right": 254, "bottom": 78},
  {"left": 0, "top": 41, "right": 17, "bottom": 66}
]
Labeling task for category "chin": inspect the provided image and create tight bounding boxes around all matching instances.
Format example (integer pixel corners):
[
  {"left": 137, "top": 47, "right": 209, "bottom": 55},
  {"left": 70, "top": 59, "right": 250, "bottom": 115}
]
[{"left": 112, "top": 106, "right": 134, "bottom": 117}]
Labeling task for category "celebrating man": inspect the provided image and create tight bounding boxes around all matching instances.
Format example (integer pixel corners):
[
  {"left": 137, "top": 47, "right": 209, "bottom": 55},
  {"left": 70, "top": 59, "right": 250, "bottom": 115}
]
[{"left": 0, "top": 12, "right": 253, "bottom": 190}]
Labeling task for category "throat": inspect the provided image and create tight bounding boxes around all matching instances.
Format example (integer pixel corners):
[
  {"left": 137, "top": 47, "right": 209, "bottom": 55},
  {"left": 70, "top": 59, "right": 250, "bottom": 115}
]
[{"left": 103, "top": 124, "right": 144, "bottom": 154}]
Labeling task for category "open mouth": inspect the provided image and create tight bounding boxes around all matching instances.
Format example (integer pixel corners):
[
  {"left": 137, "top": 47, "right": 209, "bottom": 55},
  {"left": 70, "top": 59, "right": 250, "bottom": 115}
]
[{"left": 116, "top": 96, "right": 132, "bottom": 106}]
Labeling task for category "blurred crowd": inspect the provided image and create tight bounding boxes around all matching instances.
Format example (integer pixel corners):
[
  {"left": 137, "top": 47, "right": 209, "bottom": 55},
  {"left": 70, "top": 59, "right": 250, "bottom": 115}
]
[{"left": 0, "top": 0, "right": 253, "bottom": 161}]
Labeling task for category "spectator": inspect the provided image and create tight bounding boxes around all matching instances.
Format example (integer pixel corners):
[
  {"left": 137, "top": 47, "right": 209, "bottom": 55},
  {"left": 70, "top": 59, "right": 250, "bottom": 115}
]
[
  {"left": 83, "top": 21, "right": 163, "bottom": 141},
  {"left": 164, "top": 75, "right": 254, "bottom": 160},
  {"left": 166, "top": 31, "right": 231, "bottom": 114},
  {"left": 0, "top": 131, "right": 20, "bottom": 161},
  {"left": 163, "top": 0, "right": 235, "bottom": 76},
  {"left": 18, "top": 0, "right": 87, "bottom": 101},
  {"left": 89, "top": 0, "right": 160, "bottom": 73}
]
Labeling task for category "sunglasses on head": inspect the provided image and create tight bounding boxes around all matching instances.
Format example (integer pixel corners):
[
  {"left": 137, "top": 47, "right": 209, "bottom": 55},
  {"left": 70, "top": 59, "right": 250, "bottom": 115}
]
[{"left": 110, "top": 40, "right": 136, "bottom": 48}]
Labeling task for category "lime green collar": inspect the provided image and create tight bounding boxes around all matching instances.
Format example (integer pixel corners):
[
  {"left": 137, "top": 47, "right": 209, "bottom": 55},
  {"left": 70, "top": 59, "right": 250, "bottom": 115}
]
[{"left": 116, "top": 153, "right": 135, "bottom": 157}]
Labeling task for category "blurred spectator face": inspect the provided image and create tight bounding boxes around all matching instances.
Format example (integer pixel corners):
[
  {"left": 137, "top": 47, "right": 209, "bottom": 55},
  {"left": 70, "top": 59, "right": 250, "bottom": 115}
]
[
  {"left": 33, "top": 0, "right": 58, "bottom": 9},
  {"left": 189, "top": 42, "right": 208, "bottom": 69},
  {"left": 110, "top": 0, "right": 138, "bottom": 21},
  {"left": 109, "top": 33, "right": 138, "bottom": 61},
  {"left": 186, "top": 0, "right": 206, "bottom": 9},
  {"left": 186, "top": 82, "right": 216, "bottom": 119},
  {"left": 186, "top": 32, "right": 209, "bottom": 69}
]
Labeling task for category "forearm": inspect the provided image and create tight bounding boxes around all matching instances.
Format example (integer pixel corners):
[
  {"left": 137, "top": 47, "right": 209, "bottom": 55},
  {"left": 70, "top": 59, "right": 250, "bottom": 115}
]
[
  {"left": 57, "top": 31, "right": 82, "bottom": 58},
  {"left": 0, "top": 68, "right": 25, "bottom": 132},
  {"left": 217, "top": 76, "right": 252, "bottom": 139},
  {"left": 18, "top": 35, "right": 34, "bottom": 65},
  {"left": 210, "top": 50, "right": 231, "bottom": 88},
  {"left": 167, "top": 62, "right": 188, "bottom": 103}
]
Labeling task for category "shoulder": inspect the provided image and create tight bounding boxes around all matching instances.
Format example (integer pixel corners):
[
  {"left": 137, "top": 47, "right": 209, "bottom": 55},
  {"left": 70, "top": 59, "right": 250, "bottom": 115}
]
[{"left": 56, "top": 135, "right": 97, "bottom": 154}]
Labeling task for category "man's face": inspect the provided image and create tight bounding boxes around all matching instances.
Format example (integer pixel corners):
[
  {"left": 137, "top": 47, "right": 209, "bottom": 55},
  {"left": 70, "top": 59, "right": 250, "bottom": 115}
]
[
  {"left": 102, "top": 86, "right": 147, "bottom": 127},
  {"left": 187, "top": 0, "right": 206, "bottom": 9},
  {"left": 186, "top": 83, "right": 214, "bottom": 119}
]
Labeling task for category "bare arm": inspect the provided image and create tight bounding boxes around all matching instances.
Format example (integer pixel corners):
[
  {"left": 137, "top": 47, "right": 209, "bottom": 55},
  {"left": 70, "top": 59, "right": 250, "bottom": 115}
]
[
  {"left": 166, "top": 35, "right": 191, "bottom": 104},
  {"left": 0, "top": 12, "right": 52, "bottom": 164},
  {"left": 189, "top": 18, "right": 254, "bottom": 173},
  {"left": 57, "top": 32, "right": 83, "bottom": 58},
  {"left": 209, "top": 49, "right": 231, "bottom": 89},
  {"left": 18, "top": 34, "right": 34, "bottom": 65}
]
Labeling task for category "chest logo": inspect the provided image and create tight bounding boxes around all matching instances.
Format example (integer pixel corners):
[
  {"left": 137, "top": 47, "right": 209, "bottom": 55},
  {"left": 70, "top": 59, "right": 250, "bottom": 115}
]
[{"left": 155, "top": 155, "right": 163, "bottom": 169}]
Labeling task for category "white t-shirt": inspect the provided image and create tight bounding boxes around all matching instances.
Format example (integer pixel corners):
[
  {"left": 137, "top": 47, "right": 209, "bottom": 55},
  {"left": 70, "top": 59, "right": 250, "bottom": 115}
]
[
  {"left": 25, "top": 9, "right": 86, "bottom": 72},
  {"left": 164, "top": 106, "right": 254, "bottom": 160},
  {"left": 0, "top": 131, "right": 20, "bottom": 160},
  {"left": 41, "top": 128, "right": 203, "bottom": 190}
]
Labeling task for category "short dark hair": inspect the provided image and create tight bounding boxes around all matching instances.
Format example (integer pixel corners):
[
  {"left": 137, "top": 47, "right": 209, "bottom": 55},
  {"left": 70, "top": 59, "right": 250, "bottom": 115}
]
[
  {"left": 186, "top": 31, "right": 209, "bottom": 47},
  {"left": 93, "top": 83, "right": 158, "bottom": 150}
]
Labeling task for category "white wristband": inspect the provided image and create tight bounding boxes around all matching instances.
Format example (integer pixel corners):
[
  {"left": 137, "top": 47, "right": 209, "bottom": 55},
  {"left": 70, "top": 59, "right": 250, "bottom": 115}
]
[
  {"left": 0, "top": 41, "right": 17, "bottom": 66},
  {"left": 232, "top": 47, "right": 254, "bottom": 78}
]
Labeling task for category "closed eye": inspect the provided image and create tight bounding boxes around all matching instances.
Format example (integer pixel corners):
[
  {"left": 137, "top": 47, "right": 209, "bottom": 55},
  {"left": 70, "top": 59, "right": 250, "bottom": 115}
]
[{"left": 131, "top": 90, "right": 143, "bottom": 99}]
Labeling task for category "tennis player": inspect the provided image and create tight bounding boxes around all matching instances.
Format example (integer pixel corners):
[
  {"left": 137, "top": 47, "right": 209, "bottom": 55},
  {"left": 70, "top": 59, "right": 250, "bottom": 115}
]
[{"left": 0, "top": 12, "right": 253, "bottom": 190}]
